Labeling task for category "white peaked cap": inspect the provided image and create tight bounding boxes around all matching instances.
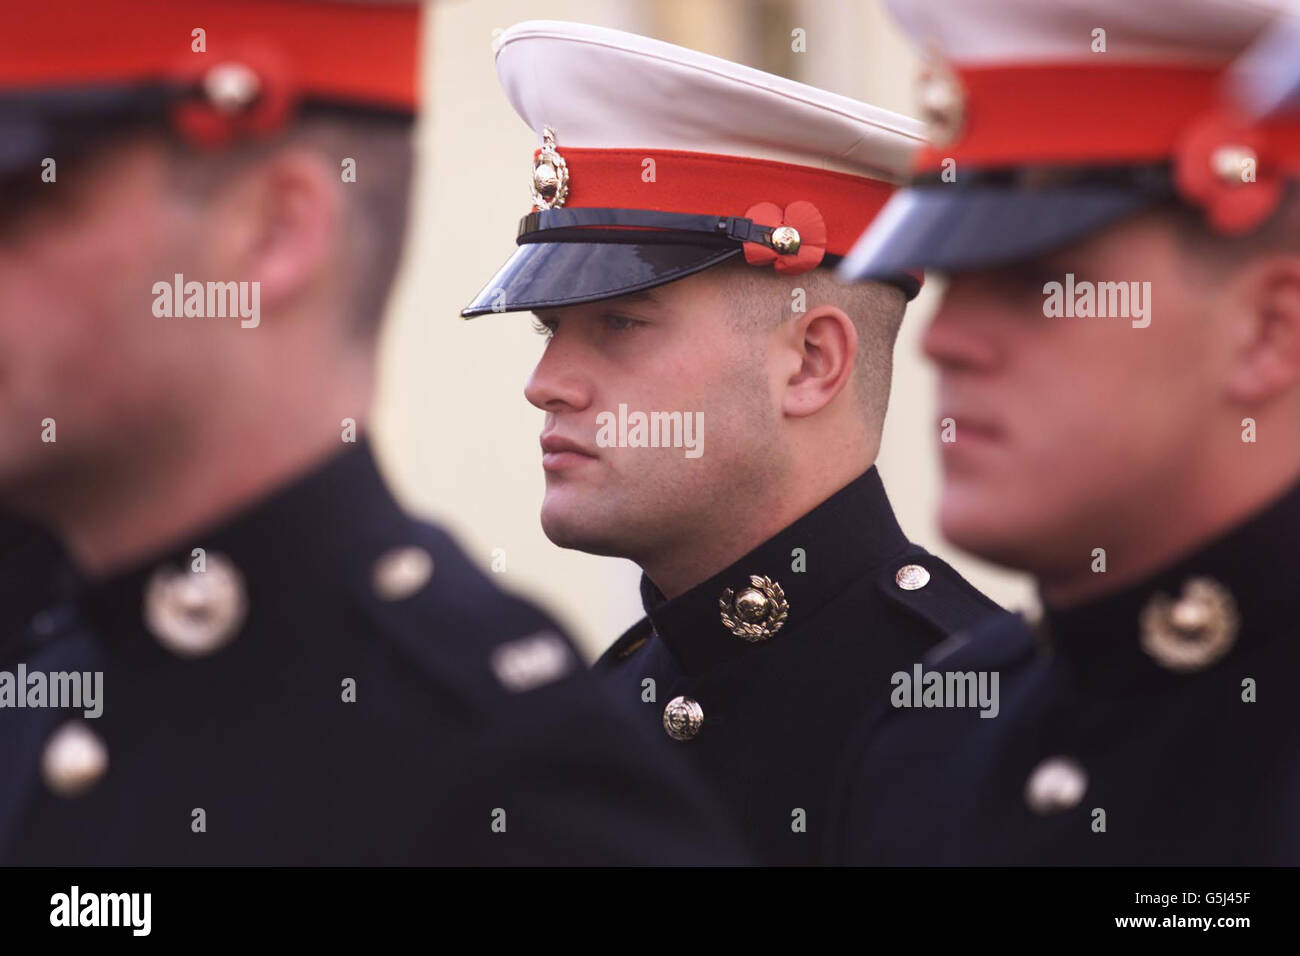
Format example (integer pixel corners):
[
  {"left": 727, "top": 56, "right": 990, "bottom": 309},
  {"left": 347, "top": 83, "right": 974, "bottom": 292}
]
[
  {"left": 463, "top": 20, "right": 928, "bottom": 317},
  {"left": 837, "top": 0, "right": 1300, "bottom": 282},
  {"left": 493, "top": 19, "right": 923, "bottom": 180}
]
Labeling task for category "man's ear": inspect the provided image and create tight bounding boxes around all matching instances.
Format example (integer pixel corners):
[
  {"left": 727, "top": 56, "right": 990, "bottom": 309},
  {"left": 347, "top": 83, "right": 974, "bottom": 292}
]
[
  {"left": 780, "top": 304, "right": 858, "bottom": 418},
  {"left": 207, "top": 147, "right": 340, "bottom": 314},
  {"left": 1223, "top": 255, "right": 1300, "bottom": 405}
]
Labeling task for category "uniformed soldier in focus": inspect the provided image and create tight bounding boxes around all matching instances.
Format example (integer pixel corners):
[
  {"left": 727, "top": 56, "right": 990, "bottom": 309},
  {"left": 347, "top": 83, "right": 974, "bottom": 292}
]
[
  {"left": 830, "top": 0, "right": 1300, "bottom": 865},
  {"left": 462, "top": 21, "right": 1001, "bottom": 865},
  {"left": 0, "top": 0, "right": 745, "bottom": 865}
]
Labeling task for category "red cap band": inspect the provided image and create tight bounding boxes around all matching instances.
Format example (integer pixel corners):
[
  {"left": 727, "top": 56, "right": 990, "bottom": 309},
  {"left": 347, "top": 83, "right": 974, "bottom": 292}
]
[
  {"left": 917, "top": 62, "right": 1300, "bottom": 234},
  {"left": 0, "top": 0, "right": 421, "bottom": 113},
  {"left": 544, "top": 147, "right": 895, "bottom": 260}
]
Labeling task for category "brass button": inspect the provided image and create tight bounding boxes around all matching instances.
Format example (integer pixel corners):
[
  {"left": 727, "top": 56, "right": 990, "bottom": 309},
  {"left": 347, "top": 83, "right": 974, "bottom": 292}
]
[
  {"left": 489, "top": 630, "right": 575, "bottom": 693},
  {"left": 1139, "top": 577, "right": 1238, "bottom": 672},
  {"left": 144, "top": 552, "right": 247, "bottom": 657},
  {"left": 203, "top": 62, "right": 262, "bottom": 114},
  {"left": 769, "top": 225, "right": 802, "bottom": 255},
  {"left": 42, "top": 721, "right": 109, "bottom": 797},
  {"left": 895, "top": 564, "right": 931, "bottom": 591},
  {"left": 1025, "top": 756, "right": 1088, "bottom": 815},
  {"left": 1210, "top": 144, "right": 1256, "bottom": 186},
  {"left": 719, "top": 575, "right": 788, "bottom": 642},
  {"left": 663, "top": 696, "right": 704, "bottom": 741},
  {"left": 372, "top": 546, "right": 435, "bottom": 602}
]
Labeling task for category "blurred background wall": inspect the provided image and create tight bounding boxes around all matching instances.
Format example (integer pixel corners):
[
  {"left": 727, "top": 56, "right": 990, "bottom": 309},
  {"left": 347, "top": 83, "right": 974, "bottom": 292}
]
[{"left": 374, "top": 0, "right": 1035, "bottom": 658}]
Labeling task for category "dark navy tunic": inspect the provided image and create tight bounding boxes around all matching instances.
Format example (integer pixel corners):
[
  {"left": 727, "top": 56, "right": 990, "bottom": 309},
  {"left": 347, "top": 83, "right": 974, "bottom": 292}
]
[
  {"left": 0, "top": 441, "right": 745, "bottom": 865},
  {"left": 829, "top": 478, "right": 1300, "bottom": 865},
  {"left": 595, "top": 467, "right": 1001, "bottom": 864}
]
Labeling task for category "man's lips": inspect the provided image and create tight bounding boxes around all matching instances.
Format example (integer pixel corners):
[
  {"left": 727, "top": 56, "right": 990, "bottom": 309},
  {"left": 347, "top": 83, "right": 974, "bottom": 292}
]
[
  {"left": 540, "top": 432, "right": 598, "bottom": 470},
  {"left": 941, "top": 413, "right": 1006, "bottom": 444}
]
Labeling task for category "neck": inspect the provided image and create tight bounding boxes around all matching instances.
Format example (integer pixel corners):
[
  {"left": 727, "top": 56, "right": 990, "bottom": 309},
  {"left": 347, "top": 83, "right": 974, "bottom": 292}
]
[
  {"left": 1039, "top": 445, "right": 1300, "bottom": 608},
  {"left": 23, "top": 392, "right": 370, "bottom": 579},
  {"left": 642, "top": 442, "right": 876, "bottom": 599}
]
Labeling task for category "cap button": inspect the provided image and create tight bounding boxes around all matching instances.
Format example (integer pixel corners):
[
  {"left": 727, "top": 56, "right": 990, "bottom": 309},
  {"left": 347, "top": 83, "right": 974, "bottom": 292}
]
[
  {"left": 203, "top": 62, "right": 262, "bottom": 114},
  {"left": 1210, "top": 144, "right": 1257, "bottom": 186},
  {"left": 769, "top": 225, "right": 802, "bottom": 255},
  {"left": 42, "top": 721, "right": 109, "bottom": 797},
  {"left": 663, "top": 695, "right": 704, "bottom": 741}
]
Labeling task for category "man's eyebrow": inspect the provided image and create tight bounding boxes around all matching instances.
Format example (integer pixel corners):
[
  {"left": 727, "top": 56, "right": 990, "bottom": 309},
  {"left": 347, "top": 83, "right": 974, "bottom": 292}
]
[{"left": 531, "top": 290, "right": 666, "bottom": 322}]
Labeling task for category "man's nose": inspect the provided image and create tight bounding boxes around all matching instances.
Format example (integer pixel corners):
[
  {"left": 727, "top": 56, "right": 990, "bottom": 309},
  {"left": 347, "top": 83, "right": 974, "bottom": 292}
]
[
  {"left": 524, "top": 331, "right": 594, "bottom": 413},
  {"left": 921, "top": 284, "right": 1005, "bottom": 373}
]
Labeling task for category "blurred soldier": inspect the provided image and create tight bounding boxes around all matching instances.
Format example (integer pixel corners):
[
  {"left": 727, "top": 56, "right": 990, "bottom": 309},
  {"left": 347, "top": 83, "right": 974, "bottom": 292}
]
[
  {"left": 831, "top": 0, "right": 1300, "bottom": 864},
  {"left": 0, "top": 0, "right": 744, "bottom": 865},
  {"left": 0, "top": 513, "right": 67, "bottom": 651},
  {"left": 463, "top": 21, "right": 1000, "bottom": 865}
]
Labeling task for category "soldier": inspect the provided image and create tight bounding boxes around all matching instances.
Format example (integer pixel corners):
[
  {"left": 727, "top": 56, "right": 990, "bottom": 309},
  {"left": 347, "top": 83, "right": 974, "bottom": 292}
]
[
  {"left": 830, "top": 0, "right": 1300, "bottom": 864},
  {"left": 462, "top": 21, "right": 1001, "bottom": 865},
  {"left": 0, "top": 0, "right": 745, "bottom": 865}
]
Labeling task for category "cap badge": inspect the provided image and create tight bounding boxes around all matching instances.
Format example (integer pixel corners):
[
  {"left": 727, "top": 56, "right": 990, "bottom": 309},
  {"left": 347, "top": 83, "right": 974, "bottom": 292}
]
[
  {"left": 917, "top": 56, "right": 965, "bottom": 148},
  {"left": 1139, "top": 576, "right": 1239, "bottom": 673},
  {"left": 531, "top": 125, "right": 570, "bottom": 210},
  {"left": 719, "top": 574, "right": 789, "bottom": 642},
  {"left": 742, "top": 201, "right": 826, "bottom": 275}
]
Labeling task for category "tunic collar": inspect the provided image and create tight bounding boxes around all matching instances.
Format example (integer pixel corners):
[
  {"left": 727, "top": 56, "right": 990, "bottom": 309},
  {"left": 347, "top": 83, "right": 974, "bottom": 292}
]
[{"left": 639, "top": 466, "right": 910, "bottom": 676}]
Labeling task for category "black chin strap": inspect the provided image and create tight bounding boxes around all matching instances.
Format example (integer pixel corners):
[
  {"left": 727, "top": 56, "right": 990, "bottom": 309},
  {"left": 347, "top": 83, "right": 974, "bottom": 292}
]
[{"left": 517, "top": 206, "right": 783, "bottom": 248}]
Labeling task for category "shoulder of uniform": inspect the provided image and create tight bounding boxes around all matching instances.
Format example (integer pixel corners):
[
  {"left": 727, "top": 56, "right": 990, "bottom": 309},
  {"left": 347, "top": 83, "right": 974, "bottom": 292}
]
[
  {"left": 873, "top": 544, "right": 1004, "bottom": 641},
  {"left": 343, "top": 515, "right": 588, "bottom": 704},
  {"left": 592, "top": 616, "right": 654, "bottom": 672}
]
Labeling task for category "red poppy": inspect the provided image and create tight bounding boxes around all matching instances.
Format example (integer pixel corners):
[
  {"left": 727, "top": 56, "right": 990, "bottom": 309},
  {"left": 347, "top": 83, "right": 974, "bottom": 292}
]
[
  {"left": 742, "top": 200, "right": 827, "bottom": 275},
  {"left": 170, "top": 43, "right": 298, "bottom": 150},
  {"left": 1174, "top": 108, "right": 1283, "bottom": 235}
]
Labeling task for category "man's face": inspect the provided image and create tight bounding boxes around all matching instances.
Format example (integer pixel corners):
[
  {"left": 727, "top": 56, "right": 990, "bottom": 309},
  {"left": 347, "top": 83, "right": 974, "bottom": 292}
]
[
  {"left": 924, "top": 211, "right": 1237, "bottom": 579},
  {"left": 0, "top": 135, "right": 213, "bottom": 503},
  {"left": 523, "top": 268, "right": 786, "bottom": 564}
]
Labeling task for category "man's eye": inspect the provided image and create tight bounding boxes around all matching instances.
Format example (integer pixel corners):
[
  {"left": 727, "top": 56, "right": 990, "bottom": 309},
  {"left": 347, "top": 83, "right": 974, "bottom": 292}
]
[
  {"left": 602, "top": 314, "right": 643, "bottom": 332},
  {"left": 531, "top": 317, "right": 556, "bottom": 338}
]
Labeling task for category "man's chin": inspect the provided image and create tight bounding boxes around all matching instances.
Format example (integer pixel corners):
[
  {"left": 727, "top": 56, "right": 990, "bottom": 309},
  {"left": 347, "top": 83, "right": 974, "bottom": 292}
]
[
  {"left": 539, "top": 498, "right": 630, "bottom": 558},
  {"left": 938, "top": 487, "right": 1040, "bottom": 573}
]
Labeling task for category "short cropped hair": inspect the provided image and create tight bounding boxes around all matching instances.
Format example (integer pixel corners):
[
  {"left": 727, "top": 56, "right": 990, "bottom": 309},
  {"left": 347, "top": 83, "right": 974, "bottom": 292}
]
[
  {"left": 164, "top": 111, "right": 415, "bottom": 339},
  {"left": 721, "top": 258, "right": 906, "bottom": 428}
]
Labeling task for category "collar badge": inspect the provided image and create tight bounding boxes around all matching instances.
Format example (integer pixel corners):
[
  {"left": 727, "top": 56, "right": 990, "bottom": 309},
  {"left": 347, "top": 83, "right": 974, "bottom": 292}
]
[
  {"left": 719, "top": 574, "right": 789, "bottom": 642},
  {"left": 1139, "top": 576, "right": 1239, "bottom": 672}
]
